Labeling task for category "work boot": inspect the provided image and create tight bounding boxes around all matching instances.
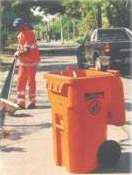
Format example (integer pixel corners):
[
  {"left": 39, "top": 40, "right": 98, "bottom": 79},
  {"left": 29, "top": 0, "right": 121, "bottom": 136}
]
[
  {"left": 0, "top": 128, "right": 11, "bottom": 138},
  {"left": 27, "top": 103, "right": 36, "bottom": 109},
  {"left": 17, "top": 102, "right": 25, "bottom": 109}
]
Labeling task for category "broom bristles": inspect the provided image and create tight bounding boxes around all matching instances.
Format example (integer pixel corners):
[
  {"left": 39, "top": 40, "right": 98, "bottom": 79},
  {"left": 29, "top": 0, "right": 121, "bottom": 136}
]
[{"left": 0, "top": 98, "right": 19, "bottom": 113}]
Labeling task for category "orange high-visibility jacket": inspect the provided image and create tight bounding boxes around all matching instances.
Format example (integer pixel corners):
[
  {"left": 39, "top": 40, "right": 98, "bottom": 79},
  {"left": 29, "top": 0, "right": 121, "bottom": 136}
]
[{"left": 17, "top": 28, "right": 40, "bottom": 65}]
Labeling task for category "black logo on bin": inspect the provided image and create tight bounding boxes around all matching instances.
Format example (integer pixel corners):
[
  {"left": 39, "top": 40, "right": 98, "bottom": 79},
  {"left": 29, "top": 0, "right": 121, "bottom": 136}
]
[{"left": 89, "top": 100, "right": 101, "bottom": 115}]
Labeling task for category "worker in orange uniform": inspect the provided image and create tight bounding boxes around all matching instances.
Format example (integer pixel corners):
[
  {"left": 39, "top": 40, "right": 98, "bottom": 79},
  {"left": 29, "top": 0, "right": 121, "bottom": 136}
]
[{"left": 13, "top": 18, "right": 40, "bottom": 109}]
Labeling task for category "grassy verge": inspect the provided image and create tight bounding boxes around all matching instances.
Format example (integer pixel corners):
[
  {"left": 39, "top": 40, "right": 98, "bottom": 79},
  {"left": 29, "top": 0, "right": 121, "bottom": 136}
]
[
  {"left": 0, "top": 54, "right": 13, "bottom": 64},
  {"left": 0, "top": 54, "right": 13, "bottom": 89}
]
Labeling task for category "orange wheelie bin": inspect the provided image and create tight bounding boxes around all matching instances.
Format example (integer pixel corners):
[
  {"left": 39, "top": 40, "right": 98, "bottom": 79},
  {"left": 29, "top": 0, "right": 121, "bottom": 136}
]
[
  {"left": 106, "top": 70, "right": 125, "bottom": 125},
  {"left": 45, "top": 68, "right": 125, "bottom": 173}
]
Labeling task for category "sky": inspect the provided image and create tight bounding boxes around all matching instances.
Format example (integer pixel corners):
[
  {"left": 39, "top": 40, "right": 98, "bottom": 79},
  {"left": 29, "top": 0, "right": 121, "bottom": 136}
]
[{"left": 31, "top": 7, "right": 59, "bottom": 22}]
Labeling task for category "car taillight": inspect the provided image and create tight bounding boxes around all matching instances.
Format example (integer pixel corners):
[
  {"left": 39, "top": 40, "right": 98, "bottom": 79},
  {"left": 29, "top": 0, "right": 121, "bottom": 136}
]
[{"left": 101, "top": 43, "right": 112, "bottom": 53}]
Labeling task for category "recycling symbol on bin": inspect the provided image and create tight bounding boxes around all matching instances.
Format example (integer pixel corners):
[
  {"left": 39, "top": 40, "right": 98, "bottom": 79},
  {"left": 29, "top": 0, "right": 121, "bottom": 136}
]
[{"left": 88, "top": 100, "right": 101, "bottom": 115}]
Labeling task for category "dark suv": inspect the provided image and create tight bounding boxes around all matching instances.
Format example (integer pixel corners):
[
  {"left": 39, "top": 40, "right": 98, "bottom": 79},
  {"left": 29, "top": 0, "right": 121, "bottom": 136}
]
[{"left": 77, "top": 28, "right": 132, "bottom": 71}]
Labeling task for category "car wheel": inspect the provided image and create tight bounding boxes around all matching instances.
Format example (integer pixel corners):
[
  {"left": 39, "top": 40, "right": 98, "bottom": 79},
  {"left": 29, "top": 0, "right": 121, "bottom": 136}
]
[
  {"left": 95, "top": 57, "right": 108, "bottom": 71},
  {"left": 76, "top": 47, "right": 85, "bottom": 68},
  {"left": 95, "top": 57, "right": 102, "bottom": 71}
]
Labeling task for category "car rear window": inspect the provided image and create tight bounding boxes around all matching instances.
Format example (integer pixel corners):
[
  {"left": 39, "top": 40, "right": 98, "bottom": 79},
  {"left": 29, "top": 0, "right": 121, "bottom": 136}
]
[{"left": 98, "top": 29, "right": 130, "bottom": 41}]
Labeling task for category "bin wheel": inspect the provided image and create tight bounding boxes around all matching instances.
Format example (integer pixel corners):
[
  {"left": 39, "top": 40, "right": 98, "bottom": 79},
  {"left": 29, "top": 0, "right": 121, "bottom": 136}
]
[{"left": 97, "top": 140, "right": 121, "bottom": 168}]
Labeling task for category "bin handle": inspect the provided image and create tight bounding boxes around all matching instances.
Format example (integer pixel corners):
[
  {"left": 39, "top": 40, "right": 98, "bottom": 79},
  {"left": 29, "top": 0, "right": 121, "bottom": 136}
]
[
  {"left": 55, "top": 117, "right": 64, "bottom": 131},
  {"left": 47, "top": 82, "right": 66, "bottom": 94},
  {"left": 55, "top": 123, "right": 64, "bottom": 131}
]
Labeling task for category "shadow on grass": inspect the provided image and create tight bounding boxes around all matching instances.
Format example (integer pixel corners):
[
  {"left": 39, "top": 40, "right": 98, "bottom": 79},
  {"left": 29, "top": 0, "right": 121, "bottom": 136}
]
[{"left": 0, "top": 63, "right": 12, "bottom": 71}]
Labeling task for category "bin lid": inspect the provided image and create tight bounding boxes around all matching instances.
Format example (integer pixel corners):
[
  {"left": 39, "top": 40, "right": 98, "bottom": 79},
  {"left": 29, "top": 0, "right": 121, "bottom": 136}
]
[{"left": 45, "top": 69, "right": 115, "bottom": 82}]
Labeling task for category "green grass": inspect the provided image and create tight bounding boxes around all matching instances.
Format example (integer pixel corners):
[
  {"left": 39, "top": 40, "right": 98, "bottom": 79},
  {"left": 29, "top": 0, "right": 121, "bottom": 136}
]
[
  {"left": 6, "top": 43, "right": 17, "bottom": 50},
  {"left": 0, "top": 72, "right": 6, "bottom": 89},
  {"left": 0, "top": 54, "right": 12, "bottom": 88},
  {"left": 0, "top": 73, "right": 4, "bottom": 80},
  {"left": 0, "top": 54, "right": 12, "bottom": 64}
]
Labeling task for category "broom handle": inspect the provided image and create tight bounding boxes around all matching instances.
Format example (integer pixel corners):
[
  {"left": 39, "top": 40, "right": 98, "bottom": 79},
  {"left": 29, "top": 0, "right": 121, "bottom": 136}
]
[
  {"left": 7, "top": 56, "right": 17, "bottom": 98},
  {"left": 0, "top": 56, "right": 17, "bottom": 99}
]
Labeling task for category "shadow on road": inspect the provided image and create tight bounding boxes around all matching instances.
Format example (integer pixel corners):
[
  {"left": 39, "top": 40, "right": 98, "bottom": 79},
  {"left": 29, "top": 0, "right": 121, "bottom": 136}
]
[
  {"left": 96, "top": 152, "right": 132, "bottom": 173},
  {"left": 5, "top": 122, "right": 52, "bottom": 128},
  {"left": 35, "top": 105, "right": 51, "bottom": 109},
  {"left": 39, "top": 47, "right": 77, "bottom": 56},
  {"left": 120, "top": 67, "right": 132, "bottom": 79},
  {"left": 38, "top": 62, "right": 76, "bottom": 72},
  {"left": 124, "top": 75, "right": 132, "bottom": 79},
  {"left": 4, "top": 122, "right": 52, "bottom": 141},
  {"left": 0, "top": 146, "right": 26, "bottom": 153},
  {"left": 122, "top": 73, "right": 132, "bottom": 79},
  {"left": 125, "top": 121, "right": 132, "bottom": 125},
  {"left": 125, "top": 102, "right": 132, "bottom": 111},
  {"left": 12, "top": 113, "right": 33, "bottom": 118}
]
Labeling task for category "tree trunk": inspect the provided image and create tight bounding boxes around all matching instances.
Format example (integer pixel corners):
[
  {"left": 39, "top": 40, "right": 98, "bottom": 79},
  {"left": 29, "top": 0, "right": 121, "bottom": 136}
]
[
  {"left": 60, "top": 16, "right": 63, "bottom": 43},
  {"left": 96, "top": 4, "right": 102, "bottom": 28},
  {"left": 72, "top": 20, "right": 76, "bottom": 39},
  {"left": 0, "top": 1, "right": 4, "bottom": 51},
  {"left": 67, "top": 21, "right": 70, "bottom": 40}
]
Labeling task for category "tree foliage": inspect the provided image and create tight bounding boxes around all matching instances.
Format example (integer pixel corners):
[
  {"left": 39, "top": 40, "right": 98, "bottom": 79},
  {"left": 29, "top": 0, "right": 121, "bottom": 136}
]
[
  {"left": 105, "top": 0, "right": 131, "bottom": 27},
  {"left": 0, "top": 0, "right": 131, "bottom": 50}
]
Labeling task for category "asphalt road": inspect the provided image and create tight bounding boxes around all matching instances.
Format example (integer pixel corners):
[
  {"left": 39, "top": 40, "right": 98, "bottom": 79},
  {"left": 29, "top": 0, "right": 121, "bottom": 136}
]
[{"left": 0, "top": 55, "right": 132, "bottom": 175}]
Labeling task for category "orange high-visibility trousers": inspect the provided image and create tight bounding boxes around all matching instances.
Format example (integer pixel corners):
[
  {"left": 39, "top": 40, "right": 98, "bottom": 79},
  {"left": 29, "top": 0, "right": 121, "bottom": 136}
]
[{"left": 17, "top": 65, "right": 37, "bottom": 105}]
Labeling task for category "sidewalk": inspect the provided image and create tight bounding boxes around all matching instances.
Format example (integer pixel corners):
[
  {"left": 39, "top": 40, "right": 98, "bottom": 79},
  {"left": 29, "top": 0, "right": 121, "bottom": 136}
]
[
  {"left": 0, "top": 56, "right": 131, "bottom": 175},
  {"left": 0, "top": 56, "right": 76, "bottom": 175}
]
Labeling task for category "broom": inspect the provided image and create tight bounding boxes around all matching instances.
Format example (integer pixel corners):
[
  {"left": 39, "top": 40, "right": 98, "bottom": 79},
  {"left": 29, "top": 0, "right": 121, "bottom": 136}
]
[{"left": 0, "top": 56, "right": 19, "bottom": 137}]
